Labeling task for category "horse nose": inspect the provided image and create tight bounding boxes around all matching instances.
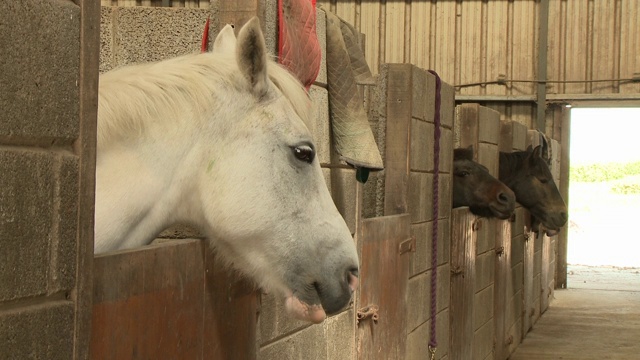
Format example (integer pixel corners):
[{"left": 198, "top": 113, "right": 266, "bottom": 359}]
[
  {"left": 497, "top": 191, "right": 511, "bottom": 205},
  {"left": 347, "top": 267, "right": 359, "bottom": 292},
  {"left": 560, "top": 211, "right": 568, "bottom": 224}
]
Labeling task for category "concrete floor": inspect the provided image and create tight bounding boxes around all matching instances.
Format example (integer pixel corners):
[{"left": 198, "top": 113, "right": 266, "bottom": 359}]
[{"left": 510, "top": 265, "right": 640, "bottom": 360}]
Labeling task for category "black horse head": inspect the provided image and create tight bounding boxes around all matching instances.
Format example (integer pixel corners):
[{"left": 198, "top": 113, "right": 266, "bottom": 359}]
[
  {"left": 453, "top": 146, "right": 516, "bottom": 219},
  {"left": 499, "top": 142, "right": 568, "bottom": 235}
]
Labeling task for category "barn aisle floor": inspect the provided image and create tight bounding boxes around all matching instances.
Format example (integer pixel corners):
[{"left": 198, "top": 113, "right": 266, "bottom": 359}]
[{"left": 510, "top": 265, "right": 640, "bottom": 360}]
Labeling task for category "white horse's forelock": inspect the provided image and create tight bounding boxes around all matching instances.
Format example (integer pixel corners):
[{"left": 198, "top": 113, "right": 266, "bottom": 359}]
[{"left": 97, "top": 51, "right": 312, "bottom": 147}]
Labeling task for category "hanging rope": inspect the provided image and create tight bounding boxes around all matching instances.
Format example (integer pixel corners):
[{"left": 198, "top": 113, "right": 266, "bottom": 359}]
[{"left": 427, "top": 70, "right": 442, "bottom": 359}]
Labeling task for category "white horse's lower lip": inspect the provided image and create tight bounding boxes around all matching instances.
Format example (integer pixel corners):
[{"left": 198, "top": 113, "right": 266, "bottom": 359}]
[{"left": 285, "top": 295, "right": 326, "bottom": 323}]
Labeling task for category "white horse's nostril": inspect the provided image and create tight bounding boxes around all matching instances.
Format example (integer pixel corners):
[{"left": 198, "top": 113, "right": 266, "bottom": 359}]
[{"left": 348, "top": 271, "right": 359, "bottom": 292}]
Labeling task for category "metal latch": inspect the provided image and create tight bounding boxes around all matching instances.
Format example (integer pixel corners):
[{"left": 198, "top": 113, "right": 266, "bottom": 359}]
[{"left": 356, "top": 304, "right": 379, "bottom": 325}]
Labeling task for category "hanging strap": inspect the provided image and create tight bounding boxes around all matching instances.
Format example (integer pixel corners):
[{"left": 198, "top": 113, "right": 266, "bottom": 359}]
[{"left": 427, "top": 70, "right": 442, "bottom": 359}]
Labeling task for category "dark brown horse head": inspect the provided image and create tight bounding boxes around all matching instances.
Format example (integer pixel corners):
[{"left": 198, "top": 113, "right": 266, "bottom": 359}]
[
  {"left": 499, "top": 144, "right": 568, "bottom": 236},
  {"left": 453, "top": 146, "right": 516, "bottom": 219}
]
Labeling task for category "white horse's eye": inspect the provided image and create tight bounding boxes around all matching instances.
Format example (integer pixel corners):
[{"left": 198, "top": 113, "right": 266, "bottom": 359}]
[{"left": 292, "top": 145, "right": 315, "bottom": 164}]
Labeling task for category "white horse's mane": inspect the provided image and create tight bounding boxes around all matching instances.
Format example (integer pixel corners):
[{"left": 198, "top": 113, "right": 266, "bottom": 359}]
[{"left": 97, "top": 51, "right": 312, "bottom": 146}]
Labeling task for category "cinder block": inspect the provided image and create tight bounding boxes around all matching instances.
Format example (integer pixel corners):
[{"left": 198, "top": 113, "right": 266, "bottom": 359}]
[
  {"left": 477, "top": 143, "right": 499, "bottom": 177},
  {"left": 406, "top": 272, "right": 431, "bottom": 332},
  {"left": 474, "top": 252, "right": 495, "bottom": 292},
  {"left": 0, "top": 150, "right": 53, "bottom": 301},
  {"left": 105, "top": 7, "right": 214, "bottom": 71},
  {"left": 410, "top": 119, "right": 435, "bottom": 172},
  {"left": 325, "top": 309, "right": 355, "bottom": 359},
  {"left": 0, "top": 1, "right": 80, "bottom": 144},
  {"left": 410, "top": 219, "right": 451, "bottom": 276},
  {"left": 512, "top": 121, "right": 528, "bottom": 151},
  {"left": 410, "top": 222, "right": 429, "bottom": 276},
  {"left": 438, "top": 173, "right": 452, "bottom": 219},
  {"left": 0, "top": 301, "right": 74, "bottom": 360},
  {"left": 473, "top": 285, "right": 494, "bottom": 330},
  {"left": 439, "top": 128, "right": 454, "bottom": 174},
  {"left": 406, "top": 320, "right": 430, "bottom": 360},
  {"left": 406, "top": 311, "right": 451, "bottom": 360},
  {"left": 455, "top": 104, "right": 479, "bottom": 151},
  {"left": 157, "top": 224, "right": 204, "bottom": 239},
  {"left": 440, "top": 81, "right": 455, "bottom": 129},
  {"left": 263, "top": 0, "right": 278, "bottom": 55},
  {"left": 50, "top": 155, "right": 80, "bottom": 293},
  {"left": 330, "top": 168, "right": 357, "bottom": 234},
  {"left": 407, "top": 172, "right": 433, "bottom": 223},
  {"left": 259, "top": 316, "right": 325, "bottom": 360},
  {"left": 321, "top": 167, "right": 332, "bottom": 193},
  {"left": 478, "top": 106, "right": 501, "bottom": 145},
  {"left": 308, "top": 86, "right": 331, "bottom": 164},
  {"left": 100, "top": 6, "right": 114, "bottom": 74},
  {"left": 362, "top": 169, "right": 384, "bottom": 219},
  {"left": 472, "top": 317, "right": 495, "bottom": 360},
  {"left": 411, "top": 66, "right": 428, "bottom": 121},
  {"left": 315, "top": 8, "right": 327, "bottom": 86}
]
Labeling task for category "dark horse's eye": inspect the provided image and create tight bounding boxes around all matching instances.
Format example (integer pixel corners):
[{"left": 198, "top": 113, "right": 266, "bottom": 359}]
[
  {"left": 538, "top": 177, "right": 550, "bottom": 184},
  {"left": 455, "top": 170, "right": 470, "bottom": 177},
  {"left": 292, "top": 145, "right": 315, "bottom": 164}
]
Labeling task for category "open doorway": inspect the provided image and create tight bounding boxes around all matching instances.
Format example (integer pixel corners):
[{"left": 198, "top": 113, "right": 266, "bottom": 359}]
[{"left": 568, "top": 107, "right": 640, "bottom": 268}]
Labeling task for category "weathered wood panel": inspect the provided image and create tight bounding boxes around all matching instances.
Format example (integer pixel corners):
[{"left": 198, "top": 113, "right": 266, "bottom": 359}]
[
  {"left": 318, "top": 0, "right": 640, "bottom": 97},
  {"left": 91, "top": 240, "right": 257, "bottom": 360},
  {"left": 494, "top": 219, "right": 512, "bottom": 360},
  {"left": 382, "top": 64, "right": 413, "bottom": 216},
  {"left": 357, "top": 214, "right": 411, "bottom": 360},
  {"left": 449, "top": 208, "right": 477, "bottom": 360},
  {"left": 91, "top": 240, "right": 206, "bottom": 359}
]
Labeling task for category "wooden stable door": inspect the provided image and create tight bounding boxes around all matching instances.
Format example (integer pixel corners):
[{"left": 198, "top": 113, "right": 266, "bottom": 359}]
[
  {"left": 91, "top": 239, "right": 258, "bottom": 360},
  {"left": 356, "top": 214, "right": 411, "bottom": 360}
]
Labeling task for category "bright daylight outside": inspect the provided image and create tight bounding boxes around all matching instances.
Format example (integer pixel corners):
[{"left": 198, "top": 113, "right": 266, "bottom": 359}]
[{"left": 568, "top": 107, "right": 640, "bottom": 269}]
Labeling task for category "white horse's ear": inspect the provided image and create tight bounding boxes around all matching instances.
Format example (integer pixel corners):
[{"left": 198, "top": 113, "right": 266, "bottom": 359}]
[
  {"left": 236, "top": 17, "right": 269, "bottom": 98},
  {"left": 212, "top": 24, "right": 236, "bottom": 54}
]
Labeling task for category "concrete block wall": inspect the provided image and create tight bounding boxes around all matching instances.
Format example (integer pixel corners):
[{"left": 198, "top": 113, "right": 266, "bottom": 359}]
[
  {"left": 361, "top": 64, "right": 455, "bottom": 360},
  {"left": 1, "top": 1, "right": 98, "bottom": 359}
]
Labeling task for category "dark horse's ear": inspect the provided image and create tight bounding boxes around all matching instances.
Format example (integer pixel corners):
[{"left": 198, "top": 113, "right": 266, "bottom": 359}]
[
  {"left": 530, "top": 145, "right": 543, "bottom": 163},
  {"left": 540, "top": 137, "right": 550, "bottom": 162},
  {"left": 454, "top": 146, "right": 474, "bottom": 160}
]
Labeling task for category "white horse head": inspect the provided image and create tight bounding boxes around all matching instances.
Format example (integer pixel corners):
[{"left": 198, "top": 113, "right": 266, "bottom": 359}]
[{"left": 95, "top": 18, "right": 359, "bottom": 323}]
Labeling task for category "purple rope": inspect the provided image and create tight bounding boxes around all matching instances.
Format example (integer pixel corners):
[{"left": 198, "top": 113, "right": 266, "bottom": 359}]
[{"left": 427, "top": 70, "right": 442, "bottom": 351}]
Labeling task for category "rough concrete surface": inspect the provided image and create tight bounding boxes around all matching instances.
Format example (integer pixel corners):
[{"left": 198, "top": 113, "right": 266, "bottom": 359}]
[
  {"left": 0, "top": 0, "right": 80, "bottom": 144},
  {"left": 511, "top": 265, "right": 640, "bottom": 359}
]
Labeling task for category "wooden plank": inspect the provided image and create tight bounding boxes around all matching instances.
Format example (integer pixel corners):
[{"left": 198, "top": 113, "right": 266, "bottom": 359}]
[
  {"left": 383, "top": 64, "right": 413, "bottom": 216},
  {"left": 433, "top": 0, "right": 457, "bottom": 85},
  {"left": 563, "top": 0, "right": 589, "bottom": 94},
  {"left": 540, "top": 234, "right": 552, "bottom": 313},
  {"left": 384, "top": 0, "right": 405, "bottom": 64},
  {"left": 202, "top": 247, "right": 258, "bottom": 359},
  {"left": 459, "top": 0, "right": 484, "bottom": 96},
  {"left": 91, "top": 240, "right": 205, "bottom": 359},
  {"left": 591, "top": 0, "right": 618, "bottom": 94},
  {"left": 409, "top": 0, "right": 432, "bottom": 70},
  {"left": 356, "top": 214, "right": 411, "bottom": 360},
  {"left": 510, "top": 0, "right": 538, "bottom": 96},
  {"left": 619, "top": 0, "right": 640, "bottom": 94},
  {"left": 359, "top": 1, "right": 381, "bottom": 74},
  {"left": 486, "top": 0, "right": 509, "bottom": 96},
  {"left": 556, "top": 106, "right": 570, "bottom": 289},
  {"left": 522, "top": 225, "right": 535, "bottom": 337},
  {"left": 454, "top": 103, "right": 479, "bottom": 151},
  {"left": 449, "top": 208, "right": 477, "bottom": 360},
  {"left": 494, "top": 219, "right": 512, "bottom": 360}
]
